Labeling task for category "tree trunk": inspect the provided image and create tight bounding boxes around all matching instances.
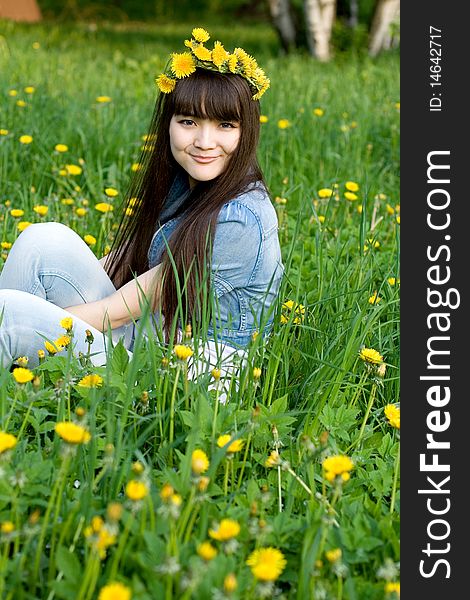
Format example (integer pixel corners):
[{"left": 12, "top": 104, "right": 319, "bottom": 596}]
[
  {"left": 0, "top": 0, "right": 42, "bottom": 22},
  {"left": 348, "top": 0, "right": 358, "bottom": 28},
  {"left": 369, "top": 0, "right": 400, "bottom": 57},
  {"left": 304, "top": 0, "right": 337, "bottom": 62},
  {"left": 267, "top": 0, "right": 297, "bottom": 53}
]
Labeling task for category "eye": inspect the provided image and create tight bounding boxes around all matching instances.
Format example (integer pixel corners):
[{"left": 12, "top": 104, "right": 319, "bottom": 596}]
[
  {"left": 220, "top": 122, "right": 238, "bottom": 129},
  {"left": 178, "top": 119, "right": 196, "bottom": 126}
]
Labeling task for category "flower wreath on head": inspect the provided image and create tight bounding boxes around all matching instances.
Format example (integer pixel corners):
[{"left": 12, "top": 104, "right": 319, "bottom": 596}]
[{"left": 156, "top": 27, "right": 270, "bottom": 101}]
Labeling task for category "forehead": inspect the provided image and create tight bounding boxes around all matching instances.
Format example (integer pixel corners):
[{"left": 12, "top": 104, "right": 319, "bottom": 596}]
[{"left": 172, "top": 77, "right": 243, "bottom": 121}]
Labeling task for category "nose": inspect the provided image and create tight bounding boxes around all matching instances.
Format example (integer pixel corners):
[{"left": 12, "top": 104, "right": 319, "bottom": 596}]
[{"left": 193, "top": 124, "right": 217, "bottom": 150}]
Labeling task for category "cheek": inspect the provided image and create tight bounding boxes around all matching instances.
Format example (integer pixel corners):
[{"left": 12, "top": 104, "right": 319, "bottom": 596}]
[{"left": 226, "top": 131, "right": 241, "bottom": 155}]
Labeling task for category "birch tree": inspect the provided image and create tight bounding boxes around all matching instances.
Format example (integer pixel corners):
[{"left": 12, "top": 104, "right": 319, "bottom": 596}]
[
  {"left": 267, "top": 0, "right": 297, "bottom": 53},
  {"left": 369, "top": 0, "right": 400, "bottom": 57},
  {"left": 303, "top": 0, "right": 337, "bottom": 61}
]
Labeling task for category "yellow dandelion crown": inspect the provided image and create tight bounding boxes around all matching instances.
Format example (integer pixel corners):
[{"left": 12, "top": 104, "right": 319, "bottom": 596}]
[{"left": 155, "top": 27, "right": 270, "bottom": 101}]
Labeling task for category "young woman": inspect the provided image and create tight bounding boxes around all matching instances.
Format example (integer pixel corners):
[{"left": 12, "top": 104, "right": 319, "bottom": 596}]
[{"left": 0, "top": 28, "right": 284, "bottom": 383}]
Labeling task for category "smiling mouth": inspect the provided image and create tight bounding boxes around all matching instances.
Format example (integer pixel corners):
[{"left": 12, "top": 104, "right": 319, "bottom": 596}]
[{"left": 190, "top": 155, "right": 219, "bottom": 163}]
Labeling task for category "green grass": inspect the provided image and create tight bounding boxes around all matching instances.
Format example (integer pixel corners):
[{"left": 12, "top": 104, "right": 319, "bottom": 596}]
[{"left": 0, "top": 20, "right": 400, "bottom": 600}]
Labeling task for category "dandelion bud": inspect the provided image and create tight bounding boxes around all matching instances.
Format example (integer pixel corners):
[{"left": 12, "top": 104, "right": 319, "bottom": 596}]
[
  {"left": 319, "top": 431, "right": 329, "bottom": 446},
  {"left": 105, "top": 443, "right": 114, "bottom": 456},
  {"left": 224, "top": 573, "right": 237, "bottom": 593},
  {"left": 160, "top": 483, "right": 174, "bottom": 501},
  {"left": 85, "top": 329, "right": 94, "bottom": 345},
  {"left": 184, "top": 324, "right": 192, "bottom": 339},
  {"left": 140, "top": 391, "right": 149, "bottom": 405},
  {"left": 16, "top": 356, "right": 29, "bottom": 368},
  {"left": 107, "top": 502, "right": 123, "bottom": 523},
  {"left": 75, "top": 407, "right": 86, "bottom": 418},
  {"left": 132, "top": 461, "right": 145, "bottom": 475},
  {"left": 377, "top": 362, "right": 386, "bottom": 378},
  {"left": 253, "top": 367, "right": 261, "bottom": 380},
  {"left": 211, "top": 368, "right": 221, "bottom": 381},
  {"left": 197, "top": 476, "right": 210, "bottom": 492},
  {"left": 250, "top": 501, "right": 258, "bottom": 516},
  {"left": 32, "top": 375, "right": 41, "bottom": 389},
  {"left": 252, "top": 404, "right": 261, "bottom": 418},
  {"left": 161, "top": 357, "right": 169, "bottom": 368},
  {"left": 29, "top": 509, "right": 41, "bottom": 525}
]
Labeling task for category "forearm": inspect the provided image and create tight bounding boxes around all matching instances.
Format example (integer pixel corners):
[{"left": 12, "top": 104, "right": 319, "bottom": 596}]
[{"left": 65, "top": 264, "right": 162, "bottom": 332}]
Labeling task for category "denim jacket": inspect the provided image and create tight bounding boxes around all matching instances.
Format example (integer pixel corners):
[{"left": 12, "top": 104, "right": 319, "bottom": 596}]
[{"left": 147, "top": 173, "right": 285, "bottom": 348}]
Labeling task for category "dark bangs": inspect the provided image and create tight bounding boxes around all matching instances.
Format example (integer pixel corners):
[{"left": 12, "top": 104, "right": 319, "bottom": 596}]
[{"left": 170, "top": 69, "right": 251, "bottom": 122}]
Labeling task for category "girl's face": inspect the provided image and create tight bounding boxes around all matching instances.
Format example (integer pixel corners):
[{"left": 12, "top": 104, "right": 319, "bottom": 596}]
[{"left": 169, "top": 114, "right": 240, "bottom": 188}]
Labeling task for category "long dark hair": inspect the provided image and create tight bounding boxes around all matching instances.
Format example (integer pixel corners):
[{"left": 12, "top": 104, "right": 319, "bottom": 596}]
[{"left": 106, "top": 69, "right": 265, "bottom": 343}]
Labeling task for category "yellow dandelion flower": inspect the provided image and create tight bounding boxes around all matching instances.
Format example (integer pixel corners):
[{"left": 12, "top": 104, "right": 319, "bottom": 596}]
[
  {"left": 10, "top": 209, "right": 24, "bottom": 218},
  {"left": 396, "top": 215, "right": 400, "bottom": 225},
  {"left": 65, "top": 164, "right": 82, "bottom": 176},
  {"left": 174, "top": 344, "right": 193, "bottom": 361},
  {"left": 345, "top": 181, "right": 359, "bottom": 192},
  {"left": 246, "top": 547, "right": 287, "bottom": 581},
  {"left": 55, "top": 422, "right": 91, "bottom": 444},
  {"left": 78, "top": 374, "right": 103, "bottom": 388},
  {"left": 212, "top": 41, "right": 230, "bottom": 67},
  {"left": 1, "top": 521, "right": 15, "bottom": 534},
  {"left": 387, "top": 277, "right": 400, "bottom": 286},
  {"left": 75, "top": 207, "right": 86, "bottom": 217},
  {"left": 95, "top": 202, "right": 114, "bottom": 213},
  {"left": 191, "top": 449, "right": 209, "bottom": 474},
  {"left": 197, "top": 541, "right": 217, "bottom": 561},
  {"left": 156, "top": 73, "right": 177, "bottom": 94},
  {"left": 386, "top": 204, "right": 395, "bottom": 215},
  {"left": 208, "top": 518, "right": 240, "bottom": 541},
  {"left": 0, "top": 129, "right": 9, "bottom": 135},
  {"left": 325, "top": 548, "right": 342, "bottom": 563},
  {"left": 17, "top": 221, "right": 32, "bottom": 232},
  {"left": 0, "top": 432, "right": 18, "bottom": 454},
  {"left": 131, "top": 163, "right": 141, "bottom": 172},
  {"left": 313, "top": 108, "right": 324, "bottom": 116},
  {"left": 259, "top": 115, "right": 269, "bottom": 123},
  {"left": 322, "top": 455, "right": 354, "bottom": 483},
  {"left": 104, "top": 187, "right": 118, "bottom": 197},
  {"left": 19, "top": 135, "right": 33, "bottom": 144},
  {"left": 265, "top": 450, "right": 281, "bottom": 468},
  {"left": 368, "top": 292, "right": 381, "bottom": 305},
  {"left": 24, "top": 86, "right": 35, "bottom": 94},
  {"left": 54, "top": 144, "right": 68, "bottom": 152},
  {"left": 12, "top": 367, "right": 34, "bottom": 384},
  {"left": 32, "top": 42, "right": 40, "bottom": 49},
  {"left": 55, "top": 335, "right": 71, "bottom": 350},
  {"left": 8, "top": 90, "right": 18, "bottom": 96},
  {"left": 1, "top": 242, "right": 12, "bottom": 249},
  {"left": 359, "top": 347, "right": 383, "bottom": 365},
  {"left": 16, "top": 100, "right": 27, "bottom": 107},
  {"left": 84, "top": 234, "right": 96, "bottom": 246},
  {"left": 192, "top": 28, "right": 210, "bottom": 43},
  {"left": 277, "top": 119, "right": 291, "bottom": 129},
  {"left": 125, "top": 479, "right": 148, "bottom": 501},
  {"left": 193, "top": 45, "right": 212, "bottom": 61},
  {"left": 217, "top": 434, "right": 244, "bottom": 453},
  {"left": 384, "top": 404, "right": 400, "bottom": 429},
  {"left": 228, "top": 53, "right": 239, "bottom": 73},
  {"left": 318, "top": 188, "right": 333, "bottom": 198},
  {"left": 44, "top": 340, "right": 58, "bottom": 354},
  {"left": 385, "top": 582, "right": 400, "bottom": 596},
  {"left": 344, "top": 192, "right": 358, "bottom": 201},
  {"left": 96, "top": 96, "right": 112, "bottom": 103},
  {"left": 171, "top": 52, "right": 196, "bottom": 78},
  {"left": 33, "top": 205, "right": 48, "bottom": 217},
  {"left": 97, "top": 582, "right": 131, "bottom": 600}
]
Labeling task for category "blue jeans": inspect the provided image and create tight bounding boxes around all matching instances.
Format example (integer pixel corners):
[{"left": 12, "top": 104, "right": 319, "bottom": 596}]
[{"left": 0, "top": 222, "right": 132, "bottom": 368}]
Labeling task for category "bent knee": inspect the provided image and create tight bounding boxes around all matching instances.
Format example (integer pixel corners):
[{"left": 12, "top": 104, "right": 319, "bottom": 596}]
[{"left": 18, "top": 221, "right": 73, "bottom": 243}]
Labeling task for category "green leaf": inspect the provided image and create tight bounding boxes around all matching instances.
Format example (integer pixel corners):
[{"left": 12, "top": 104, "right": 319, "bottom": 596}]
[
  {"left": 111, "top": 340, "right": 130, "bottom": 374},
  {"left": 55, "top": 545, "right": 81, "bottom": 585}
]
